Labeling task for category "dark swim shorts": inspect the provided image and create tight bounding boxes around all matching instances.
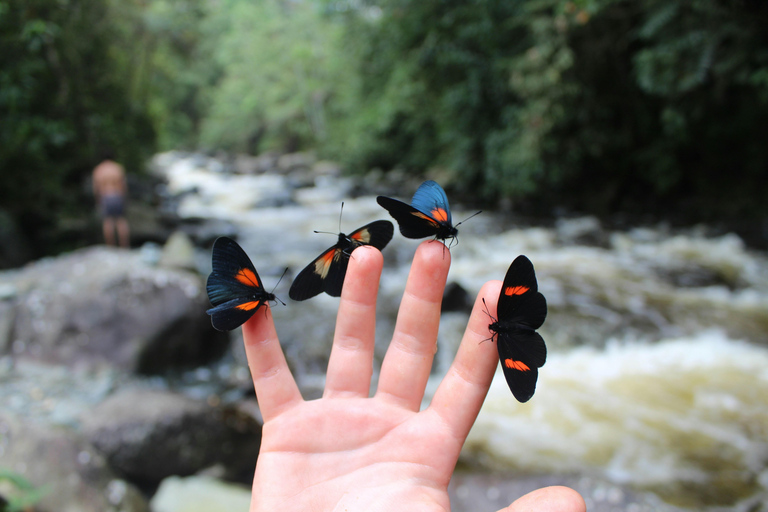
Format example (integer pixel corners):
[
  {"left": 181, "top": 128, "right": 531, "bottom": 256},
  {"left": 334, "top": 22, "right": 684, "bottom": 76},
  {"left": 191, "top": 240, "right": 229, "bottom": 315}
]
[{"left": 100, "top": 194, "right": 125, "bottom": 218}]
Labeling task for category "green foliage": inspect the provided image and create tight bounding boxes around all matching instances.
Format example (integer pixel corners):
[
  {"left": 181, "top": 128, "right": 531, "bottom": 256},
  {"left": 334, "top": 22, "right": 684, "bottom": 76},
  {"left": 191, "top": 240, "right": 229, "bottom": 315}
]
[
  {"left": 328, "top": 0, "right": 768, "bottom": 219},
  {"left": 0, "top": 0, "right": 157, "bottom": 261},
  {"left": 0, "top": 469, "right": 46, "bottom": 511},
  {"left": 198, "top": 0, "right": 352, "bottom": 153}
]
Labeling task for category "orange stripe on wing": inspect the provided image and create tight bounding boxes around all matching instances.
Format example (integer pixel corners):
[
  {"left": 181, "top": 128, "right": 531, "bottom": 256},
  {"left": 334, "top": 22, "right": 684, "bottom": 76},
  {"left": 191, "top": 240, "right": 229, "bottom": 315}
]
[
  {"left": 504, "top": 285, "right": 529, "bottom": 296},
  {"left": 350, "top": 228, "right": 371, "bottom": 243},
  {"left": 235, "top": 268, "right": 260, "bottom": 287},
  {"left": 430, "top": 207, "right": 449, "bottom": 222},
  {"left": 313, "top": 249, "right": 338, "bottom": 279},
  {"left": 411, "top": 211, "right": 439, "bottom": 225},
  {"left": 235, "top": 300, "right": 261, "bottom": 311},
  {"left": 504, "top": 358, "right": 531, "bottom": 372}
]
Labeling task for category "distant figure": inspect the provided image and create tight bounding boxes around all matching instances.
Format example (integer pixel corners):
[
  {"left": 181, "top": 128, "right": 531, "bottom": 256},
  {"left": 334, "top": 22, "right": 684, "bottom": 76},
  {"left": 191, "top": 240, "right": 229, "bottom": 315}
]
[{"left": 92, "top": 154, "right": 130, "bottom": 248}]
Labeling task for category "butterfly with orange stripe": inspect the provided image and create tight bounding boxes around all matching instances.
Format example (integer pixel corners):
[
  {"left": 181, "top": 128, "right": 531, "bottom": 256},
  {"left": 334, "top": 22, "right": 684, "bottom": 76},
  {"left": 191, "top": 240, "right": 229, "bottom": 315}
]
[
  {"left": 486, "top": 255, "right": 548, "bottom": 402},
  {"left": 289, "top": 219, "right": 394, "bottom": 301},
  {"left": 376, "top": 180, "right": 479, "bottom": 248},
  {"left": 206, "top": 236, "right": 283, "bottom": 331}
]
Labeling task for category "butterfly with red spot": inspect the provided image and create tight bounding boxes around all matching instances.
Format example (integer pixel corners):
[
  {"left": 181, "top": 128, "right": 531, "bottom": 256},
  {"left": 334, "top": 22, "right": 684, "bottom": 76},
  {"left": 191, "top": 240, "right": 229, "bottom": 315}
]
[
  {"left": 486, "top": 255, "right": 548, "bottom": 403},
  {"left": 376, "top": 180, "right": 478, "bottom": 247},
  {"left": 206, "top": 236, "right": 284, "bottom": 332},
  {"left": 289, "top": 219, "right": 394, "bottom": 301}
]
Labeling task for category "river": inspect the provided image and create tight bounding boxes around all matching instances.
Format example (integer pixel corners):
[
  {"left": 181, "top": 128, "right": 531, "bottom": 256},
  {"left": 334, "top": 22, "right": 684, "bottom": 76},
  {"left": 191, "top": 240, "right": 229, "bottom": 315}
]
[{"left": 158, "top": 151, "right": 768, "bottom": 511}]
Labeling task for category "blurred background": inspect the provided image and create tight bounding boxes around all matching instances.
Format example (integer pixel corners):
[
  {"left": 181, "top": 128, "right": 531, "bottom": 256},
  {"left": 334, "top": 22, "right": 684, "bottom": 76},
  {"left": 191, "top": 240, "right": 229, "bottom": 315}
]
[{"left": 1, "top": 0, "right": 768, "bottom": 511}]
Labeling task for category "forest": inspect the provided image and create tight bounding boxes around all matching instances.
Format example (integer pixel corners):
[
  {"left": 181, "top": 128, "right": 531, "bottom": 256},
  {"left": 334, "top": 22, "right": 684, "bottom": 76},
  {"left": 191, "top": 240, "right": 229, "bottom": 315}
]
[{"left": 2, "top": 0, "right": 768, "bottom": 264}]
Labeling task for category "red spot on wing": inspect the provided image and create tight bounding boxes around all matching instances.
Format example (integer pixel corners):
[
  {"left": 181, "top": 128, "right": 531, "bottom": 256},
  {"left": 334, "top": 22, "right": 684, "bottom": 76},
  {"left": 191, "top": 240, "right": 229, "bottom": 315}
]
[
  {"left": 504, "top": 285, "right": 529, "bottom": 296},
  {"left": 235, "top": 268, "right": 260, "bottom": 287},
  {"left": 430, "top": 208, "right": 449, "bottom": 222},
  {"left": 236, "top": 300, "right": 261, "bottom": 311},
  {"left": 504, "top": 358, "right": 531, "bottom": 371}
]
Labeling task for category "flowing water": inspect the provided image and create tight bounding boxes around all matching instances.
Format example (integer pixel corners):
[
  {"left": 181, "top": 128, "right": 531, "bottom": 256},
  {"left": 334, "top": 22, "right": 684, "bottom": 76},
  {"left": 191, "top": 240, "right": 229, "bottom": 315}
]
[{"left": 158, "top": 152, "right": 768, "bottom": 510}]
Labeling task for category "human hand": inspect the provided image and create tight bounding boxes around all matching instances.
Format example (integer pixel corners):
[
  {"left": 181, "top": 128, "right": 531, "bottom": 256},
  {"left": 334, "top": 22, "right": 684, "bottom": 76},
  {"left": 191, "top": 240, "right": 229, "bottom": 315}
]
[{"left": 242, "top": 241, "right": 585, "bottom": 512}]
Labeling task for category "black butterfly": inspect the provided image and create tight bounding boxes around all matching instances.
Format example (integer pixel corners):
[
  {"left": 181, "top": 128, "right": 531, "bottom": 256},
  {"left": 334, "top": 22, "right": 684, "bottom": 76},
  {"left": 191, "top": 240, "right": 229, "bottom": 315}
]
[
  {"left": 289, "top": 220, "right": 394, "bottom": 301},
  {"left": 487, "top": 255, "right": 548, "bottom": 403},
  {"left": 377, "top": 180, "right": 476, "bottom": 246},
  {"left": 206, "top": 237, "right": 283, "bottom": 332}
]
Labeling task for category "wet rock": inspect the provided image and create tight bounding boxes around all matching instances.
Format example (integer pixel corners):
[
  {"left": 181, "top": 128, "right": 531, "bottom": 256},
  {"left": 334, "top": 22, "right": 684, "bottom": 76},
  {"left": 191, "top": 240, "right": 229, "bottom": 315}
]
[
  {"left": 159, "top": 231, "right": 197, "bottom": 271},
  {"left": 150, "top": 475, "right": 251, "bottom": 512},
  {"left": 80, "top": 389, "right": 262, "bottom": 485},
  {"left": 0, "top": 412, "right": 148, "bottom": 512},
  {"left": 2, "top": 246, "right": 227, "bottom": 373},
  {"left": 555, "top": 216, "right": 609, "bottom": 247},
  {"left": 442, "top": 281, "right": 472, "bottom": 313}
]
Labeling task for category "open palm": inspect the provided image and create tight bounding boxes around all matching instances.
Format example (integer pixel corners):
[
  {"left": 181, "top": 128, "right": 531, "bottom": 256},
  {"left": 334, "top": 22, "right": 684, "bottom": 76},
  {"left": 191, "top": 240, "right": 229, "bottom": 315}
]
[{"left": 243, "top": 242, "right": 585, "bottom": 512}]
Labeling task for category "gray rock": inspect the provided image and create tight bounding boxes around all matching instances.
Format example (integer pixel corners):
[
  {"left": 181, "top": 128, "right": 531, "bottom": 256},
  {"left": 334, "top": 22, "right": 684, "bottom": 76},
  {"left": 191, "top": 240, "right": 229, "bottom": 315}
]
[
  {"left": 0, "top": 412, "right": 148, "bottom": 512},
  {"left": 80, "top": 389, "right": 261, "bottom": 485},
  {"left": 150, "top": 475, "right": 251, "bottom": 512},
  {"left": 159, "top": 231, "right": 197, "bottom": 271},
  {"left": 2, "top": 246, "right": 227, "bottom": 373}
]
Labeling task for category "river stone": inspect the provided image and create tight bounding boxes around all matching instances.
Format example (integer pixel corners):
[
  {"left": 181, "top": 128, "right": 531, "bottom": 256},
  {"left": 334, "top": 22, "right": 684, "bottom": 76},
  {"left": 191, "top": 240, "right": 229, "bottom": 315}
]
[
  {"left": 80, "top": 389, "right": 261, "bottom": 485},
  {"left": 2, "top": 245, "right": 227, "bottom": 373},
  {"left": 0, "top": 412, "right": 148, "bottom": 512},
  {"left": 150, "top": 475, "right": 251, "bottom": 512}
]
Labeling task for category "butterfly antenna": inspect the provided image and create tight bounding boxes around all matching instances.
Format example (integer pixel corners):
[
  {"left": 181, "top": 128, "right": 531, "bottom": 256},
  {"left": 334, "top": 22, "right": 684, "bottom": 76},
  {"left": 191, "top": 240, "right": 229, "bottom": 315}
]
[
  {"left": 480, "top": 297, "right": 496, "bottom": 344},
  {"left": 454, "top": 210, "right": 482, "bottom": 228},
  {"left": 338, "top": 201, "right": 344, "bottom": 233},
  {"left": 270, "top": 268, "right": 289, "bottom": 306}
]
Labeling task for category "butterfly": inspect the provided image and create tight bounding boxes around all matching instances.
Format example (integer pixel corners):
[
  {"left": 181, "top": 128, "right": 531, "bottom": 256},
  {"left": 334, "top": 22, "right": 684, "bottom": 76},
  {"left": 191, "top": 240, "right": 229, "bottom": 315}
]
[
  {"left": 486, "top": 255, "right": 548, "bottom": 403},
  {"left": 289, "top": 219, "right": 394, "bottom": 301},
  {"left": 206, "top": 236, "right": 283, "bottom": 332},
  {"left": 376, "top": 180, "right": 479, "bottom": 247}
]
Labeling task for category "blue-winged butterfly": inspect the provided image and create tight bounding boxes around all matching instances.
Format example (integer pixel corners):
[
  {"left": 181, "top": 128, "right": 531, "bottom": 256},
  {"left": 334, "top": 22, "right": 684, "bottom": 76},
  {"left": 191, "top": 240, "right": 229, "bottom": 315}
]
[{"left": 376, "top": 180, "right": 479, "bottom": 247}]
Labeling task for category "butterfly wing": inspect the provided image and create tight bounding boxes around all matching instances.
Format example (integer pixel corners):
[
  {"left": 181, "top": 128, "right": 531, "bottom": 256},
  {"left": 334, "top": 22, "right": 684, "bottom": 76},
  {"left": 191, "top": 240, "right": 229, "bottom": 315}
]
[
  {"left": 410, "top": 180, "right": 453, "bottom": 227},
  {"left": 348, "top": 220, "right": 394, "bottom": 251},
  {"left": 289, "top": 244, "right": 342, "bottom": 301},
  {"left": 206, "top": 237, "right": 269, "bottom": 331},
  {"left": 376, "top": 196, "right": 441, "bottom": 239},
  {"left": 497, "top": 331, "right": 545, "bottom": 403},
  {"left": 497, "top": 255, "right": 547, "bottom": 330}
]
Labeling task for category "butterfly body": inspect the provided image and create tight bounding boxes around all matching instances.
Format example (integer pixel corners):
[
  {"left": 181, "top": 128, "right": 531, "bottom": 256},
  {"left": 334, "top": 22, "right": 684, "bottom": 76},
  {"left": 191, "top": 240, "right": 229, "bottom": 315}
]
[
  {"left": 488, "top": 255, "right": 547, "bottom": 403},
  {"left": 377, "top": 180, "right": 458, "bottom": 244},
  {"left": 289, "top": 220, "right": 394, "bottom": 301},
  {"left": 206, "top": 236, "right": 279, "bottom": 332}
]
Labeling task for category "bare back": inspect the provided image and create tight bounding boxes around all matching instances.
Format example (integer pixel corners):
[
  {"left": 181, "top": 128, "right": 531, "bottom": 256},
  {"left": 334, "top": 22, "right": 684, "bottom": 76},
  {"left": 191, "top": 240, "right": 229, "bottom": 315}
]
[{"left": 92, "top": 160, "right": 126, "bottom": 197}]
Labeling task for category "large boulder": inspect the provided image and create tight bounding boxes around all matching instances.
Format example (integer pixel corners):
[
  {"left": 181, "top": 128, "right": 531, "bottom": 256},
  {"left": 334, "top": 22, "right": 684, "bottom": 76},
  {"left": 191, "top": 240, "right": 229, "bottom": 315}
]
[
  {"left": 0, "top": 412, "right": 148, "bottom": 512},
  {"left": 0, "top": 245, "right": 227, "bottom": 373},
  {"left": 80, "top": 389, "right": 262, "bottom": 485}
]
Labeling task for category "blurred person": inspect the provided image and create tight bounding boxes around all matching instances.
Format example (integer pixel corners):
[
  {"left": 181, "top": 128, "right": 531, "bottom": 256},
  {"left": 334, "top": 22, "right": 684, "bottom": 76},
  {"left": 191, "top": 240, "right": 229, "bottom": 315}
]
[
  {"left": 92, "top": 152, "right": 130, "bottom": 247},
  {"left": 242, "top": 241, "right": 586, "bottom": 512}
]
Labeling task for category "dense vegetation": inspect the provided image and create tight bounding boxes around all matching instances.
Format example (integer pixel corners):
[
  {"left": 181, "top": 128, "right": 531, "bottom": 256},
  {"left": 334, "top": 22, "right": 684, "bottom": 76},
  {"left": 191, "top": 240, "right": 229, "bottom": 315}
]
[{"left": 2, "top": 0, "right": 768, "bottom": 264}]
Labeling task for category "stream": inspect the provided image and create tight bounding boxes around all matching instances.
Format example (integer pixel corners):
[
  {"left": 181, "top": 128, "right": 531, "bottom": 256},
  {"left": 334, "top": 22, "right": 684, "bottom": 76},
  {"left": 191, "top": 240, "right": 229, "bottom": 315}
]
[{"left": 159, "top": 151, "right": 768, "bottom": 511}]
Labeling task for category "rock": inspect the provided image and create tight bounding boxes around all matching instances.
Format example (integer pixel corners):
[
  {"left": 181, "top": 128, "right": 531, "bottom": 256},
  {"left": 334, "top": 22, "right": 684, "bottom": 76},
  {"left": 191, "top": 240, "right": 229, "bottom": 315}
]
[
  {"left": 150, "top": 475, "right": 251, "bottom": 512},
  {"left": 80, "top": 389, "right": 262, "bottom": 485},
  {"left": 0, "top": 412, "right": 148, "bottom": 512},
  {"left": 442, "top": 281, "right": 472, "bottom": 313},
  {"left": 555, "top": 216, "right": 609, "bottom": 247},
  {"left": 159, "top": 231, "right": 197, "bottom": 271},
  {"left": 2, "top": 246, "right": 228, "bottom": 373}
]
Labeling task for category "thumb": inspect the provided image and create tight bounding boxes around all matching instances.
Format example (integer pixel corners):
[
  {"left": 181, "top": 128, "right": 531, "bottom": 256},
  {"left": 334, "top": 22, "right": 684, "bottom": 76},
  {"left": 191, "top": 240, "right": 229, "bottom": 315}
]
[{"left": 501, "top": 486, "right": 586, "bottom": 512}]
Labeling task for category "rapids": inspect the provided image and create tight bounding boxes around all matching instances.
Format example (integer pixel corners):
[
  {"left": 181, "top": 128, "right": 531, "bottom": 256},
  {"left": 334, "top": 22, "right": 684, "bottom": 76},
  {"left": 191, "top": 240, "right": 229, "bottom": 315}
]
[{"left": 158, "top": 151, "right": 768, "bottom": 510}]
